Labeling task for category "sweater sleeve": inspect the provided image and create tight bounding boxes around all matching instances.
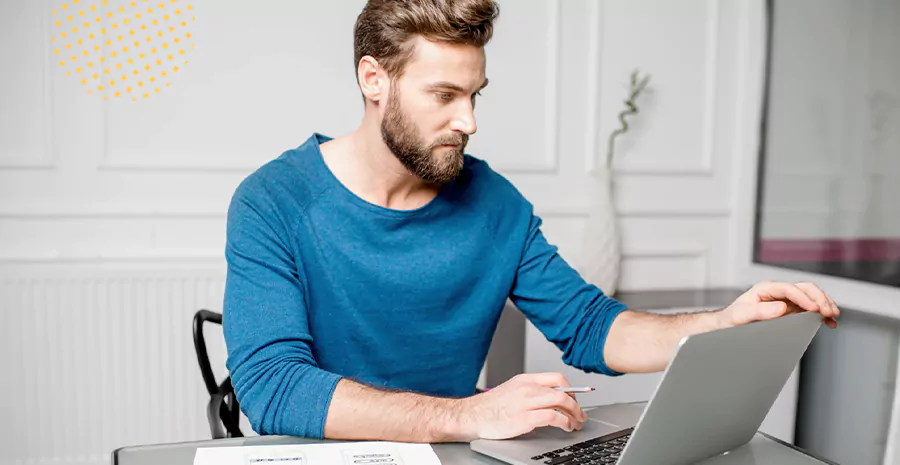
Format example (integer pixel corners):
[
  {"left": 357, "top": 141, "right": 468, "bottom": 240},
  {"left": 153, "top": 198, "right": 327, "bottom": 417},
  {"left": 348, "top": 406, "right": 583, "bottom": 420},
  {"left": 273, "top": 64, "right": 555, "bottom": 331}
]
[
  {"left": 223, "top": 181, "right": 342, "bottom": 438},
  {"left": 509, "top": 212, "right": 629, "bottom": 376}
]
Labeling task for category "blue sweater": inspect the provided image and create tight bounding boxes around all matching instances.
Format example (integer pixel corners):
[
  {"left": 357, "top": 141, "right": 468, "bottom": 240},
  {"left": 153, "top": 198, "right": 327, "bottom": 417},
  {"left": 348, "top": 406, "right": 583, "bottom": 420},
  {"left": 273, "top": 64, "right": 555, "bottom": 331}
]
[{"left": 223, "top": 133, "right": 629, "bottom": 438}]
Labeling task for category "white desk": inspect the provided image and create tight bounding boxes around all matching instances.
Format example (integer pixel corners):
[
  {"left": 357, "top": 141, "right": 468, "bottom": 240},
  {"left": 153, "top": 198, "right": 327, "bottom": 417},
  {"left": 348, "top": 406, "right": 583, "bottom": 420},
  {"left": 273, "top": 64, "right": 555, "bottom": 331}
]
[{"left": 113, "top": 426, "right": 838, "bottom": 465}]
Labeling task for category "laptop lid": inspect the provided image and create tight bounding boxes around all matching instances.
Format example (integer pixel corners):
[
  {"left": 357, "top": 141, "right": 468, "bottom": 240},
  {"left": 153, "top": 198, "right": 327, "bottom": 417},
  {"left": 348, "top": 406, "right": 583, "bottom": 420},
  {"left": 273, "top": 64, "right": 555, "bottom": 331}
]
[{"left": 616, "top": 310, "right": 822, "bottom": 465}]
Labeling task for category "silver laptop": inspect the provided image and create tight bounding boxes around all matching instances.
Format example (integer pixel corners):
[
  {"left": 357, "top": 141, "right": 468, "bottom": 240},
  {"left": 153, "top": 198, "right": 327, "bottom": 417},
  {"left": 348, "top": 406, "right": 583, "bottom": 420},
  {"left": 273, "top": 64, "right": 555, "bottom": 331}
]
[{"left": 471, "top": 311, "right": 822, "bottom": 465}]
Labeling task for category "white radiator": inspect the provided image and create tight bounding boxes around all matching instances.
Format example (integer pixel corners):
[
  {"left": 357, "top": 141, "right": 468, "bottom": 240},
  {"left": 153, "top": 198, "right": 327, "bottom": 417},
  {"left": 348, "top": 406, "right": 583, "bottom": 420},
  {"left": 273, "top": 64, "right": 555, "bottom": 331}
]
[{"left": 0, "top": 269, "right": 236, "bottom": 465}]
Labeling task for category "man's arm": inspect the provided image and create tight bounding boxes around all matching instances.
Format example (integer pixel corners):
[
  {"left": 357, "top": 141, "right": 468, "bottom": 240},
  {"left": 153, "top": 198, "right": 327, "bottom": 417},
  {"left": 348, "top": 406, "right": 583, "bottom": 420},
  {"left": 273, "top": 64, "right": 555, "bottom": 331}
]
[
  {"left": 324, "top": 379, "right": 465, "bottom": 442},
  {"left": 224, "top": 182, "right": 344, "bottom": 438},
  {"left": 604, "top": 281, "right": 842, "bottom": 374},
  {"left": 324, "top": 373, "right": 588, "bottom": 442},
  {"left": 507, "top": 213, "right": 629, "bottom": 376},
  {"left": 603, "top": 309, "right": 727, "bottom": 373}
]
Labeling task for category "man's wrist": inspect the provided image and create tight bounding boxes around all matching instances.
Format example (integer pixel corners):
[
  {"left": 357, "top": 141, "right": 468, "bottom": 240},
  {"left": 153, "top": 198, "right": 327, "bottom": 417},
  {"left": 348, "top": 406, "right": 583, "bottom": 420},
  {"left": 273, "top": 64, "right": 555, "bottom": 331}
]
[
  {"left": 422, "top": 396, "right": 469, "bottom": 442},
  {"left": 712, "top": 306, "right": 734, "bottom": 330},
  {"left": 676, "top": 308, "right": 732, "bottom": 341}
]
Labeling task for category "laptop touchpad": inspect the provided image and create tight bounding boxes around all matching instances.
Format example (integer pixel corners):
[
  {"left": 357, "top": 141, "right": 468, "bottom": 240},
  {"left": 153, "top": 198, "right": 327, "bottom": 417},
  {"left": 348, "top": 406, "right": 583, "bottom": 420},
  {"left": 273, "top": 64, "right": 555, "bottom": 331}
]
[{"left": 585, "top": 403, "right": 644, "bottom": 429}]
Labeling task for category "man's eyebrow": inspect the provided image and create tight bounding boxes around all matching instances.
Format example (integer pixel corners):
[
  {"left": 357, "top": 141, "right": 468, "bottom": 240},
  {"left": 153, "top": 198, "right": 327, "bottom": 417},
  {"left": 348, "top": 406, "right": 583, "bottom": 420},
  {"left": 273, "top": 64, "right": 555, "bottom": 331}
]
[{"left": 428, "top": 78, "right": 490, "bottom": 93}]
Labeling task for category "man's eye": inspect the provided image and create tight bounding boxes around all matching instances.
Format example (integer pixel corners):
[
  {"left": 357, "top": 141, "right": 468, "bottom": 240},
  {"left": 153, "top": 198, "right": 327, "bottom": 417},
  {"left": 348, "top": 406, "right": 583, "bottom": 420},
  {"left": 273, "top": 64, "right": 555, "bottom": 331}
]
[{"left": 436, "top": 93, "right": 453, "bottom": 101}]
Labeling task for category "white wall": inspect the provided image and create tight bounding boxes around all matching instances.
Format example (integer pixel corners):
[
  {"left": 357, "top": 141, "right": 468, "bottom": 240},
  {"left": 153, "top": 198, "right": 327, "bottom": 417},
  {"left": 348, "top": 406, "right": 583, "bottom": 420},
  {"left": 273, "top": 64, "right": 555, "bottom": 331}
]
[{"left": 1, "top": 1, "right": 759, "bottom": 464}]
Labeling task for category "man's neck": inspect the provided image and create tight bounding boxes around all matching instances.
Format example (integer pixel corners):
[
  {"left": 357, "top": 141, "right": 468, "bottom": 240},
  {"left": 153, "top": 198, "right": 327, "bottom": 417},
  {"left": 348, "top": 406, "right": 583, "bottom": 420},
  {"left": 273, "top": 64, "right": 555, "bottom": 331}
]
[{"left": 320, "top": 119, "right": 440, "bottom": 211}]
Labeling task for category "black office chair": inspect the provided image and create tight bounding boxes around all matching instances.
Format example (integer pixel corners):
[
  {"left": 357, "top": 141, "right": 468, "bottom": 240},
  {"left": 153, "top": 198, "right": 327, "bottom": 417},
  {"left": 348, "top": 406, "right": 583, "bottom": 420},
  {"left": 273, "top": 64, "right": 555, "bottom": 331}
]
[{"left": 193, "top": 309, "right": 244, "bottom": 439}]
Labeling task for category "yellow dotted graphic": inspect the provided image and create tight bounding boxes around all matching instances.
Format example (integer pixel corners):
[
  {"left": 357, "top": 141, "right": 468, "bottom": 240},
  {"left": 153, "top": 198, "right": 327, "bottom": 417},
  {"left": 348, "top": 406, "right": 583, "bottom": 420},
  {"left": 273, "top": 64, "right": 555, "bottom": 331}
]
[{"left": 50, "top": 0, "right": 194, "bottom": 101}]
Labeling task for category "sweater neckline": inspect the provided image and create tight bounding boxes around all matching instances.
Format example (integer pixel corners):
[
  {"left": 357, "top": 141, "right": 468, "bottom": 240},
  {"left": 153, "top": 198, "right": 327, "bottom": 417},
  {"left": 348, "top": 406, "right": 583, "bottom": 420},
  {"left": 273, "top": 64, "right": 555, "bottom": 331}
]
[{"left": 308, "top": 133, "right": 451, "bottom": 219}]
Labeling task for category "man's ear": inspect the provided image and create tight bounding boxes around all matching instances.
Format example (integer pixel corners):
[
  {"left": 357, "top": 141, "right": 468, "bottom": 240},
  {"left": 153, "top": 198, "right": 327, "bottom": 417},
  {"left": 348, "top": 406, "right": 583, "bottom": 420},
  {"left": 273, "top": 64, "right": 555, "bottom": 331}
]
[{"left": 357, "top": 56, "right": 385, "bottom": 103}]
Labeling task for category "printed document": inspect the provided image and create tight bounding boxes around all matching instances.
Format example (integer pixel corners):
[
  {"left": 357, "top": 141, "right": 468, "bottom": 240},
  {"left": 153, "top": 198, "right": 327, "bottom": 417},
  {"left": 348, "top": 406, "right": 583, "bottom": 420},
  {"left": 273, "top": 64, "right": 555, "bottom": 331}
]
[{"left": 193, "top": 441, "right": 442, "bottom": 465}]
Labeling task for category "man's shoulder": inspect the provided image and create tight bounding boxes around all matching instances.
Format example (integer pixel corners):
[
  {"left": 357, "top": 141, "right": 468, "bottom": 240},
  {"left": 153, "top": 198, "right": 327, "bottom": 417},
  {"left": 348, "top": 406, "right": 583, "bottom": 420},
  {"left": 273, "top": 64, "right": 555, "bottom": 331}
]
[
  {"left": 230, "top": 135, "right": 329, "bottom": 219},
  {"left": 460, "top": 153, "right": 528, "bottom": 204}
]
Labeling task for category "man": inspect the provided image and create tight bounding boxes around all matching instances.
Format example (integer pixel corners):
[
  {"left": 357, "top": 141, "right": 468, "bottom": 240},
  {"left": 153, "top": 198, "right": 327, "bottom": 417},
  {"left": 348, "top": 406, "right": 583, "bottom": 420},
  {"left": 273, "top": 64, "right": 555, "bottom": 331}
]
[{"left": 223, "top": 0, "right": 839, "bottom": 443}]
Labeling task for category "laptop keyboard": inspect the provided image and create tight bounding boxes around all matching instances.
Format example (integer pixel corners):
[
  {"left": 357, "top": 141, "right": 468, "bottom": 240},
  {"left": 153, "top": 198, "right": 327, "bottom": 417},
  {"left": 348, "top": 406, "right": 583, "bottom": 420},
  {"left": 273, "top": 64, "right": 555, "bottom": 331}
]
[{"left": 529, "top": 427, "right": 633, "bottom": 465}]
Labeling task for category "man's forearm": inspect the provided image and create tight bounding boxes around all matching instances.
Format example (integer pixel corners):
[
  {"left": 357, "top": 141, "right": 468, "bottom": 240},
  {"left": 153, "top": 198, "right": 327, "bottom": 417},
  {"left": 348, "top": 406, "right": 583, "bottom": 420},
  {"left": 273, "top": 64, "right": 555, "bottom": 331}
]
[
  {"left": 603, "top": 309, "right": 728, "bottom": 373},
  {"left": 323, "top": 378, "right": 471, "bottom": 442}
]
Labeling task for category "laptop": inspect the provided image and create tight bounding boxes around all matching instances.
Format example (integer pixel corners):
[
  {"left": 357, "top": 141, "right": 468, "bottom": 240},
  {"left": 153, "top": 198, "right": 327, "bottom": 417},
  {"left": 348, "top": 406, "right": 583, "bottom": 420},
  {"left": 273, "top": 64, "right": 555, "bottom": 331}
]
[{"left": 471, "top": 311, "right": 822, "bottom": 465}]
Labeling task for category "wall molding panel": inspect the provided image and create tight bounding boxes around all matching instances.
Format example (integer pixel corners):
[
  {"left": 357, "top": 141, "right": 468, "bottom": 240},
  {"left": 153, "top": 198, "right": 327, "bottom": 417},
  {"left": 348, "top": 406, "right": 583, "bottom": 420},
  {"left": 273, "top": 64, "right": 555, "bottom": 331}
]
[
  {"left": 585, "top": 0, "right": 720, "bottom": 177},
  {"left": 0, "top": 0, "right": 56, "bottom": 170}
]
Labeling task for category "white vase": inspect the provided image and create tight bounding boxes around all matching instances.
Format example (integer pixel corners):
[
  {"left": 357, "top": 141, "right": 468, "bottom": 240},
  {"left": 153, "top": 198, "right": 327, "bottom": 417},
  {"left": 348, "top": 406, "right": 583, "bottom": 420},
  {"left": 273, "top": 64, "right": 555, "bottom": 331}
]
[{"left": 580, "top": 167, "right": 621, "bottom": 297}]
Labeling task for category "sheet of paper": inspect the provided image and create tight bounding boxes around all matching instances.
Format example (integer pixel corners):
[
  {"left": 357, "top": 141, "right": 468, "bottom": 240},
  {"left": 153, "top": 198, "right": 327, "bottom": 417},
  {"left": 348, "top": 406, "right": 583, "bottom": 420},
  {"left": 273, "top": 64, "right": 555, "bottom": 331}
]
[{"left": 193, "top": 441, "right": 442, "bottom": 465}]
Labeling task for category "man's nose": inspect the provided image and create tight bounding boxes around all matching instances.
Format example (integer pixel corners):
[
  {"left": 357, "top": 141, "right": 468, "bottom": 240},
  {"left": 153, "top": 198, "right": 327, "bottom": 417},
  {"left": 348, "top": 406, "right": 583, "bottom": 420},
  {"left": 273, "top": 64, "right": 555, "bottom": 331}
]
[{"left": 450, "top": 103, "right": 477, "bottom": 135}]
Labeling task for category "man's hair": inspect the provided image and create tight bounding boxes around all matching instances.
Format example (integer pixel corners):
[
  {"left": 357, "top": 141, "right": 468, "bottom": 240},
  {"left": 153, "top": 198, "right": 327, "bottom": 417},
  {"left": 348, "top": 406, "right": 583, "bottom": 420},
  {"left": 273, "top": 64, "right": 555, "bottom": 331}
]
[{"left": 353, "top": 0, "right": 500, "bottom": 83}]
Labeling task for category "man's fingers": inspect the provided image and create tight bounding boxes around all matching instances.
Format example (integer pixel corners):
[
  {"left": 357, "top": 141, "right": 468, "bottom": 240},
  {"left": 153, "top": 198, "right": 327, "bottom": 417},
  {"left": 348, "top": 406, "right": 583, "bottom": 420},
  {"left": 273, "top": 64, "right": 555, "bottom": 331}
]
[
  {"left": 529, "top": 390, "right": 586, "bottom": 426},
  {"left": 528, "top": 409, "right": 576, "bottom": 433},
  {"left": 825, "top": 294, "right": 841, "bottom": 318},
  {"left": 784, "top": 302, "right": 806, "bottom": 315},
  {"left": 512, "top": 373, "right": 585, "bottom": 430},
  {"left": 757, "top": 301, "right": 787, "bottom": 319},
  {"left": 753, "top": 282, "right": 820, "bottom": 312},
  {"left": 795, "top": 282, "right": 837, "bottom": 318}
]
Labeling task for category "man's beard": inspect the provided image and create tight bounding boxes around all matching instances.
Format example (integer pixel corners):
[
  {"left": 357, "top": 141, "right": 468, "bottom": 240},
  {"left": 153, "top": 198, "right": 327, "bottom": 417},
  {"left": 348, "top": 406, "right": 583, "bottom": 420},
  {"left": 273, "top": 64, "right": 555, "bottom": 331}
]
[{"left": 381, "top": 85, "right": 468, "bottom": 185}]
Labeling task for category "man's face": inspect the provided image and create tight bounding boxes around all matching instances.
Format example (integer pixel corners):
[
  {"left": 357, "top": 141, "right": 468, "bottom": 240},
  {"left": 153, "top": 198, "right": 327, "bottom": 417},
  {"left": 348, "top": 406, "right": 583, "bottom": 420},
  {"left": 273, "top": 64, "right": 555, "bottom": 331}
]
[{"left": 380, "top": 36, "right": 487, "bottom": 184}]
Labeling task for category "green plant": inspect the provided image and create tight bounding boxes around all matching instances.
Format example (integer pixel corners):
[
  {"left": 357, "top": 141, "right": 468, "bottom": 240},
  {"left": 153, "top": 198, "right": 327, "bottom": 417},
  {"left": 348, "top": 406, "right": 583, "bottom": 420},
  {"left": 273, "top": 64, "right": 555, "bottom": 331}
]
[{"left": 606, "top": 69, "right": 651, "bottom": 169}]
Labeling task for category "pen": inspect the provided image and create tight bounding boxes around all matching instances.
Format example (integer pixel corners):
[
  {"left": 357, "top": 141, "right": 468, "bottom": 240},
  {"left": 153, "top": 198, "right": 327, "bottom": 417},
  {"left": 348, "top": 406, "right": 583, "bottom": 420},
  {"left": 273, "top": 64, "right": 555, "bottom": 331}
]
[{"left": 553, "top": 386, "right": 595, "bottom": 393}]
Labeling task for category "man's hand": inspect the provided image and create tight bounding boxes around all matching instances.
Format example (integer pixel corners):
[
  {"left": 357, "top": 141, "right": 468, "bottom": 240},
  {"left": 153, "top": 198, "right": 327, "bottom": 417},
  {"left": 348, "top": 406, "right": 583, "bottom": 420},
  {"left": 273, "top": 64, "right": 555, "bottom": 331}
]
[
  {"left": 721, "top": 281, "right": 840, "bottom": 329},
  {"left": 456, "top": 372, "right": 587, "bottom": 440}
]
